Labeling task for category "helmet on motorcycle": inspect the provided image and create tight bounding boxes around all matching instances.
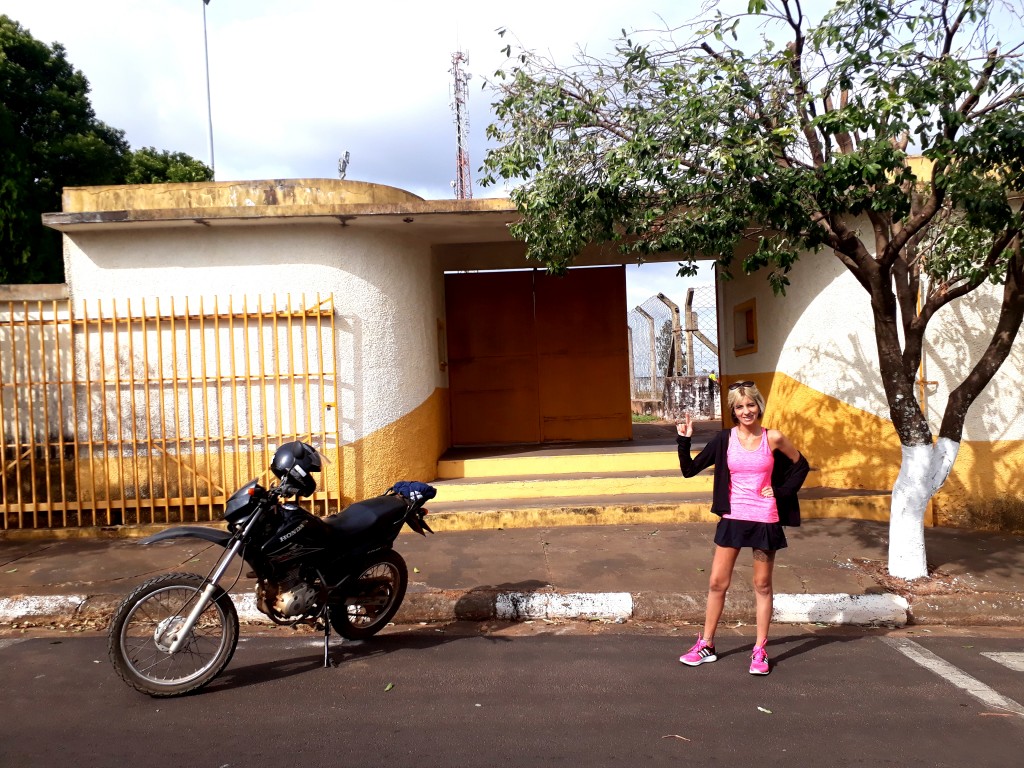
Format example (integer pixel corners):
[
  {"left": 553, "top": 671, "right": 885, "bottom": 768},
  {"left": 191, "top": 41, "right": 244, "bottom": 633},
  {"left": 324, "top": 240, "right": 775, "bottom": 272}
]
[{"left": 270, "top": 441, "right": 321, "bottom": 497}]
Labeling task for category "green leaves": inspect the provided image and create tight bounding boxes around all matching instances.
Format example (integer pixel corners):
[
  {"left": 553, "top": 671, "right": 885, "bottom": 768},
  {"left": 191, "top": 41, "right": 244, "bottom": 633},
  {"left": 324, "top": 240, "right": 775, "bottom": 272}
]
[
  {"left": 481, "top": 0, "right": 1024, "bottom": 305},
  {"left": 0, "top": 14, "right": 212, "bottom": 283},
  {"left": 124, "top": 148, "right": 213, "bottom": 185}
]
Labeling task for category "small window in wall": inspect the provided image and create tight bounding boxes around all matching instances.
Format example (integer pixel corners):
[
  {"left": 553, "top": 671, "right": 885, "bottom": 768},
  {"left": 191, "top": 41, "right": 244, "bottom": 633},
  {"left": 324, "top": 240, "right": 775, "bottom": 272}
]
[{"left": 733, "top": 299, "right": 757, "bottom": 356}]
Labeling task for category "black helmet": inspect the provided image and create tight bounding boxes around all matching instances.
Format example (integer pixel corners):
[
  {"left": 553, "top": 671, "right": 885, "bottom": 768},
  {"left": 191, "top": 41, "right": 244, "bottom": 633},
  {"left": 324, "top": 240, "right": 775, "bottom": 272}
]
[{"left": 270, "top": 441, "right": 321, "bottom": 497}]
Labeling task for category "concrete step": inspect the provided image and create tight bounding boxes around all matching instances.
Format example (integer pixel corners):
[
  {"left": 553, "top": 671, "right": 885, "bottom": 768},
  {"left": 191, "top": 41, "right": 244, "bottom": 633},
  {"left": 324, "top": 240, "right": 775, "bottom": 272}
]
[
  {"left": 437, "top": 448, "right": 683, "bottom": 479},
  {"left": 421, "top": 488, "right": 892, "bottom": 532},
  {"left": 429, "top": 468, "right": 716, "bottom": 503}
]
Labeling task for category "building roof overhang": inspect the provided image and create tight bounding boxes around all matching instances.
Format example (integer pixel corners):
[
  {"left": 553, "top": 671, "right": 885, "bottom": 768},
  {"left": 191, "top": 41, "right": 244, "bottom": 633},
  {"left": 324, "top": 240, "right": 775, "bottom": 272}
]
[
  {"left": 43, "top": 178, "right": 526, "bottom": 246},
  {"left": 41, "top": 177, "right": 701, "bottom": 268}
]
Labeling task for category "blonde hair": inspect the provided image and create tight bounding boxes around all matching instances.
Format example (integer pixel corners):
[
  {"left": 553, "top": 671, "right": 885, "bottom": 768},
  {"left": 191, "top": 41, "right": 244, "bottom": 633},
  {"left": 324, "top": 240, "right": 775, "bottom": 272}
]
[{"left": 727, "top": 383, "right": 766, "bottom": 424}]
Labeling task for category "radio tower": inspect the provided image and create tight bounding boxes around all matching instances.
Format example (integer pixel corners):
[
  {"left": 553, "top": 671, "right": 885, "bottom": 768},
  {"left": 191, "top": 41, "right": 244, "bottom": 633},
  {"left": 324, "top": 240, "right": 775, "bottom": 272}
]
[{"left": 451, "top": 51, "right": 473, "bottom": 199}]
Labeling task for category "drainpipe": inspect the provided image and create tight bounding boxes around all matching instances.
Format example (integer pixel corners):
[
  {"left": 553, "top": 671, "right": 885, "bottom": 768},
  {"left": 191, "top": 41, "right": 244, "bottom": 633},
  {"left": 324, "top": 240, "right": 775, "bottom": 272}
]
[
  {"left": 627, "top": 325, "right": 636, "bottom": 399},
  {"left": 916, "top": 278, "right": 938, "bottom": 526}
]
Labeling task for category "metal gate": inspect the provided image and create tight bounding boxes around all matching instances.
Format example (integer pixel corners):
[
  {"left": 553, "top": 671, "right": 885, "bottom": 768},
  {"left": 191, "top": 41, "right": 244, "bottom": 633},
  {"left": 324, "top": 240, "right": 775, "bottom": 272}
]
[
  {"left": 445, "top": 268, "right": 631, "bottom": 445},
  {"left": 0, "top": 294, "right": 337, "bottom": 530}
]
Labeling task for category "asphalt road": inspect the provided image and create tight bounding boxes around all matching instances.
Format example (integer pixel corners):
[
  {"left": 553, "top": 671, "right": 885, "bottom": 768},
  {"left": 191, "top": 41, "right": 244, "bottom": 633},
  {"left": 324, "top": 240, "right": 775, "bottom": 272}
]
[{"left": 2, "top": 623, "right": 1022, "bottom": 768}]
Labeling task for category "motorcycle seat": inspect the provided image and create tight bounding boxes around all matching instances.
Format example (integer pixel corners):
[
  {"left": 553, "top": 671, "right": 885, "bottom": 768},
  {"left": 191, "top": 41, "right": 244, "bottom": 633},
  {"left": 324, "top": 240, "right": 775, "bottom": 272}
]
[{"left": 325, "top": 494, "right": 408, "bottom": 536}]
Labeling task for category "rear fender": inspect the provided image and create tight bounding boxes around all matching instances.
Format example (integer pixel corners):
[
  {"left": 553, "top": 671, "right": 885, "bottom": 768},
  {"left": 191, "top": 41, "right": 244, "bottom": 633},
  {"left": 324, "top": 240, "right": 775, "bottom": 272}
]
[
  {"left": 142, "top": 526, "right": 233, "bottom": 548},
  {"left": 405, "top": 512, "right": 433, "bottom": 536}
]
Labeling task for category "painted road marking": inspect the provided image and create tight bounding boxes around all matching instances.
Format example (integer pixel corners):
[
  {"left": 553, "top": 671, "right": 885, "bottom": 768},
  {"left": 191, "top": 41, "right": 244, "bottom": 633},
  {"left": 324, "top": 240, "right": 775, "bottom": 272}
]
[
  {"left": 881, "top": 637, "right": 1024, "bottom": 716},
  {"left": 981, "top": 652, "right": 1024, "bottom": 672}
]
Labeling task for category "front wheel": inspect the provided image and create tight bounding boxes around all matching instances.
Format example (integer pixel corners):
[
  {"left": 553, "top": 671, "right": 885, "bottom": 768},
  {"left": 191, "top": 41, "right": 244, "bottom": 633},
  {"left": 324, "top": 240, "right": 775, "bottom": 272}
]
[
  {"left": 107, "top": 572, "right": 239, "bottom": 697},
  {"left": 330, "top": 550, "right": 408, "bottom": 639}
]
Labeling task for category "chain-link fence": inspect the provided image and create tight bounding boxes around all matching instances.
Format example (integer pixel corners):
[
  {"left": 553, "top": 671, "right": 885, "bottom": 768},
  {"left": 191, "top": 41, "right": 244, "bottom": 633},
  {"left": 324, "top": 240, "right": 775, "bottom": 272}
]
[
  {"left": 628, "top": 283, "right": 719, "bottom": 418},
  {"left": 628, "top": 296, "right": 672, "bottom": 400},
  {"left": 684, "top": 284, "right": 719, "bottom": 376}
]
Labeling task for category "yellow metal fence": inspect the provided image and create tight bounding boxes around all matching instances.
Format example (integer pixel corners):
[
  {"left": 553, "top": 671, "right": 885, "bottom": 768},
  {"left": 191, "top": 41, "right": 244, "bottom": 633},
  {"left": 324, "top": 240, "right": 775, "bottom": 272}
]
[{"left": 0, "top": 295, "right": 338, "bottom": 530}]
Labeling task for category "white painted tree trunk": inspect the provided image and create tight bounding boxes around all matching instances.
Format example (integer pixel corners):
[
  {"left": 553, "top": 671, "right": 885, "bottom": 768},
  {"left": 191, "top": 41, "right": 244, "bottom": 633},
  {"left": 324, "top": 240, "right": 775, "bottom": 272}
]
[{"left": 887, "top": 438, "right": 960, "bottom": 579}]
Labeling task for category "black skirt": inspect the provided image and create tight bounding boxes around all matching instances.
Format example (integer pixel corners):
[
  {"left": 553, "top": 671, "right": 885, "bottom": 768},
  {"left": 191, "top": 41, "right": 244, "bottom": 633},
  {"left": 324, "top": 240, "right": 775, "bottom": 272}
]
[{"left": 714, "top": 518, "right": 788, "bottom": 551}]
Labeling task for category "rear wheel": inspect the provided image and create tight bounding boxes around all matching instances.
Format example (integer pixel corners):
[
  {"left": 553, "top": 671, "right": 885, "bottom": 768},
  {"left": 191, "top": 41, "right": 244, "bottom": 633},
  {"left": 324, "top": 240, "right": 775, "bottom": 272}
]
[
  {"left": 107, "top": 572, "right": 238, "bottom": 697},
  {"left": 330, "top": 550, "right": 408, "bottom": 639}
]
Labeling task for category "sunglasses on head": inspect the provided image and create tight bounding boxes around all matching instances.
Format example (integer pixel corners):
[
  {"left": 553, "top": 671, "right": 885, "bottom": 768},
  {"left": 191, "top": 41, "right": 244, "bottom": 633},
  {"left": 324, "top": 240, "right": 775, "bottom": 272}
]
[{"left": 728, "top": 380, "right": 755, "bottom": 391}]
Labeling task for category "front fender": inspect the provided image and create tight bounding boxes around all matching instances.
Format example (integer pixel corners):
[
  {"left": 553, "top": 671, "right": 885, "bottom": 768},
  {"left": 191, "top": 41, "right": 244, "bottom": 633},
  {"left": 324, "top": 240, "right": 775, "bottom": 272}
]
[{"left": 141, "top": 526, "right": 233, "bottom": 548}]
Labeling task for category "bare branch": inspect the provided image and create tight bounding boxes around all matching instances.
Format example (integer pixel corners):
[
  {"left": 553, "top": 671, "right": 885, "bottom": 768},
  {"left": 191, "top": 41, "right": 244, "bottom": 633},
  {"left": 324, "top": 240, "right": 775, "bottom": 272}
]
[
  {"left": 786, "top": 27, "right": 825, "bottom": 166},
  {"left": 958, "top": 48, "right": 999, "bottom": 117},
  {"left": 822, "top": 91, "right": 855, "bottom": 154},
  {"left": 883, "top": 160, "right": 950, "bottom": 270},
  {"left": 918, "top": 228, "right": 1022, "bottom": 327},
  {"left": 940, "top": 237, "right": 1024, "bottom": 441}
]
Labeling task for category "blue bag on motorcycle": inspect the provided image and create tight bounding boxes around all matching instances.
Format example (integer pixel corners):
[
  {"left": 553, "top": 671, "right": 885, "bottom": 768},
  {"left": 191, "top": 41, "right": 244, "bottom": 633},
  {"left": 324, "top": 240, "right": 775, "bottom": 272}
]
[{"left": 390, "top": 481, "right": 437, "bottom": 502}]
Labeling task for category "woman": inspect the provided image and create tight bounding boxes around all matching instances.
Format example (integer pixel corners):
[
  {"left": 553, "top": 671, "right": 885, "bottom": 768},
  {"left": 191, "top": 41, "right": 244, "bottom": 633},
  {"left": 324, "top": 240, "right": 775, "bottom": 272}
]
[{"left": 676, "top": 381, "right": 808, "bottom": 675}]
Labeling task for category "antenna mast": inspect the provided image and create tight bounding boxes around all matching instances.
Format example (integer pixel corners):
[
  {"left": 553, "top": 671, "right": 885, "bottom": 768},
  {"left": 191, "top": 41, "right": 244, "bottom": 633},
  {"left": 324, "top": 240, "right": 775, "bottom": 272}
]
[{"left": 450, "top": 50, "right": 473, "bottom": 200}]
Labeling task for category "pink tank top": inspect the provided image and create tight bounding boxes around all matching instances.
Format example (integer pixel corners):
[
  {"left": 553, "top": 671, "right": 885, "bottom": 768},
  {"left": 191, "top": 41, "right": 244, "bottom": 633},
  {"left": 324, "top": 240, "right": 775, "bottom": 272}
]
[{"left": 725, "top": 427, "right": 778, "bottom": 523}]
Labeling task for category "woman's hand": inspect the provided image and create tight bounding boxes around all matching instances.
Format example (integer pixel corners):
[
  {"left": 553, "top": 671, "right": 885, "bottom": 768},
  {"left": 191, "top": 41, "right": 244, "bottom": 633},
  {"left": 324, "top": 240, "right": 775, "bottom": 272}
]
[
  {"left": 676, "top": 413, "right": 693, "bottom": 438},
  {"left": 760, "top": 486, "right": 775, "bottom": 498}
]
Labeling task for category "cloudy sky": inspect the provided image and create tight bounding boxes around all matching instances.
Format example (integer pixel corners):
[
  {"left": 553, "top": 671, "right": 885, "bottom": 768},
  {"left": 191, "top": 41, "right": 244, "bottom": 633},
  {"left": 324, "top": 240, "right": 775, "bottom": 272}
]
[{"left": 4, "top": 0, "right": 789, "bottom": 305}]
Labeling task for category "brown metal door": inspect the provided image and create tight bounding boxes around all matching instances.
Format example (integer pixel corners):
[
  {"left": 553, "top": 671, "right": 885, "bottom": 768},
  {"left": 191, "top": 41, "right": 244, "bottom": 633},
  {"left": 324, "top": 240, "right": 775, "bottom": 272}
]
[
  {"left": 445, "top": 271, "right": 541, "bottom": 444},
  {"left": 445, "top": 267, "right": 630, "bottom": 445},
  {"left": 535, "top": 267, "right": 631, "bottom": 441}
]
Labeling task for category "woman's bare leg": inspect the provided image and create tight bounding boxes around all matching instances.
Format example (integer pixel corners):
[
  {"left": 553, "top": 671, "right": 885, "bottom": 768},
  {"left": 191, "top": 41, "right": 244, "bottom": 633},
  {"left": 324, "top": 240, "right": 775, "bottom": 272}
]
[
  {"left": 752, "top": 548, "right": 776, "bottom": 645},
  {"left": 703, "top": 545, "right": 740, "bottom": 642}
]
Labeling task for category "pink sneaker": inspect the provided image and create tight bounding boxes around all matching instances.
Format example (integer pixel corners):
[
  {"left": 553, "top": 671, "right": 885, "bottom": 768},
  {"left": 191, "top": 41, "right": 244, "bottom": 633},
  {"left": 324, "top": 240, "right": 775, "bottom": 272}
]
[
  {"left": 749, "top": 642, "right": 770, "bottom": 675},
  {"left": 679, "top": 634, "right": 717, "bottom": 666}
]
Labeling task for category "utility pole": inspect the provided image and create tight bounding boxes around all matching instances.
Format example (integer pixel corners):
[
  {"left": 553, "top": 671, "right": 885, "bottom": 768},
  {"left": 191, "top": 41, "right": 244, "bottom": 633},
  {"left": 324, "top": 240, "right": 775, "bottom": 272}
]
[
  {"left": 202, "top": 0, "right": 216, "bottom": 178},
  {"left": 450, "top": 51, "right": 472, "bottom": 199}
]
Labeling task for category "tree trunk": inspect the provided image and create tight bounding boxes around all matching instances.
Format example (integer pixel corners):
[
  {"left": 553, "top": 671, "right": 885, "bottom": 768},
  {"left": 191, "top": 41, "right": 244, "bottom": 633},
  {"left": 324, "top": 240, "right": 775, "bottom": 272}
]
[
  {"left": 879, "top": 243, "right": 1023, "bottom": 579},
  {"left": 887, "top": 438, "right": 959, "bottom": 579}
]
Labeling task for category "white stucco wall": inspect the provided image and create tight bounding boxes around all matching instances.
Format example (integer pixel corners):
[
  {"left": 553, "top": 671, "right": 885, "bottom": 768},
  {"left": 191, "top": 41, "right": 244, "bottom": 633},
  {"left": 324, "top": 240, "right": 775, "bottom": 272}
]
[
  {"left": 63, "top": 222, "right": 446, "bottom": 445},
  {"left": 719, "top": 234, "right": 1024, "bottom": 442}
]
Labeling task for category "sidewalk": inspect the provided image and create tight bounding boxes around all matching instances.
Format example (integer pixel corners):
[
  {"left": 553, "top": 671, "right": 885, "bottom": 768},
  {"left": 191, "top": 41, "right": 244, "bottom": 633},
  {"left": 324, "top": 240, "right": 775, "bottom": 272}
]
[{"left": 2, "top": 517, "right": 1023, "bottom": 628}]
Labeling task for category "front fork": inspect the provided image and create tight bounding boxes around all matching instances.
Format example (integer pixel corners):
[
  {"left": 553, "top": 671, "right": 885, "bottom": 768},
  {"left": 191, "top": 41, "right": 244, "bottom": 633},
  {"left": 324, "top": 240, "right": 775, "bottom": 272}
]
[
  {"left": 164, "top": 537, "right": 244, "bottom": 654},
  {"left": 163, "top": 506, "right": 264, "bottom": 654}
]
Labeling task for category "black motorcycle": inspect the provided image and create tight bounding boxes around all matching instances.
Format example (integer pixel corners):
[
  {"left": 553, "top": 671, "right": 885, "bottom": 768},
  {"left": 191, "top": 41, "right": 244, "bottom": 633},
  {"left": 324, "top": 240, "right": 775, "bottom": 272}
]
[{"left": 107, "top": 441, "right": 435, "bottom": 697}]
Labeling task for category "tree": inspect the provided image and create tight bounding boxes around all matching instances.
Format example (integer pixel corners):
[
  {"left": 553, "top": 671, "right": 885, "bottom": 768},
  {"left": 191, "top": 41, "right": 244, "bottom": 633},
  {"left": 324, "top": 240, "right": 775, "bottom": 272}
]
[
  {"left": 1, "top": 15, "right": 128, "bottom": 282},
  {"left": 0, "top": 16, "right": 212, "bottom": 284},
  {"left": 482, "top": 0, "right": 1024, "bottom": 579},
  {"left": 125, "top": 147, "right": 213, "bottom": 185}
]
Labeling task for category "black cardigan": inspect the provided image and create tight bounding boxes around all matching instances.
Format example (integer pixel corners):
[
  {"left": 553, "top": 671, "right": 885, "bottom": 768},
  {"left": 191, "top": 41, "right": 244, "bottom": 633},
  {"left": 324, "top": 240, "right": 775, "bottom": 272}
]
[{"left": 677, "top": 429, "right": 810, "bottom": 526}]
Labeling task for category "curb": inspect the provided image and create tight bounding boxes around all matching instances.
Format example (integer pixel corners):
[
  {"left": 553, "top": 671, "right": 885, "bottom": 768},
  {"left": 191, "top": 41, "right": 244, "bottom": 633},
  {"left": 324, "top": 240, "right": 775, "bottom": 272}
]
[
  {"left": 7, "top": 590, "right": 1024, "bottom": 628},
  {"left": 398, "top": 590, "right": 910, "bottom": 627},
  {"left": 0, "top": 590, "right": 911, "bottom": 628},
  {"left": 905, "top": 592, "right": 1024, "bottom": 626}
]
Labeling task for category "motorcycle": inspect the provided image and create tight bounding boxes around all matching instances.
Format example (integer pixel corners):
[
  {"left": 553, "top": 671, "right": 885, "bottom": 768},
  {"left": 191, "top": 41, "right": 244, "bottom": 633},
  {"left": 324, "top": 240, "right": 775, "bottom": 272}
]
[{"left": 107, "top": 440, "right": 436, "bottom": 697}]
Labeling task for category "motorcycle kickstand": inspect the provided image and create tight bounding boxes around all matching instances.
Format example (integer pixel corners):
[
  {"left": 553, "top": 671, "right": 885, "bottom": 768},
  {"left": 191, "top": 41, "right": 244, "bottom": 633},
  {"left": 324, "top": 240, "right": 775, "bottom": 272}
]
[{"left": 321, "top": 605, "right": 333, "bottom": 668}]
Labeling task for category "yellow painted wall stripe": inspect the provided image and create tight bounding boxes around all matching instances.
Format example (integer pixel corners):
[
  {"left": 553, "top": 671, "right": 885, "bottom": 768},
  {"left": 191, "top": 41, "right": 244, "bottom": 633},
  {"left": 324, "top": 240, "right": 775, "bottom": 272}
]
[
  {"left": 335, "top": 388, "right": 449, "bottom": 505},
  {"left": 746, "top": 371, "right": 1024, "bottom": 529}
]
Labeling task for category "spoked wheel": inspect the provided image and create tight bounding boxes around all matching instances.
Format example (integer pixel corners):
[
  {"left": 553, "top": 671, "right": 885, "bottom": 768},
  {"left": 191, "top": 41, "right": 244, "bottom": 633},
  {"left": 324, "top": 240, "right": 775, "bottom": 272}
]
[
  {"left": 107, "top": 572, "right": 239, "bottom": 697},
  {"left": 330, "top": 550, "right": 408, "bottom": 639}
]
